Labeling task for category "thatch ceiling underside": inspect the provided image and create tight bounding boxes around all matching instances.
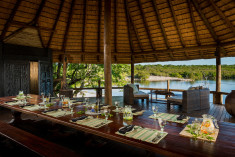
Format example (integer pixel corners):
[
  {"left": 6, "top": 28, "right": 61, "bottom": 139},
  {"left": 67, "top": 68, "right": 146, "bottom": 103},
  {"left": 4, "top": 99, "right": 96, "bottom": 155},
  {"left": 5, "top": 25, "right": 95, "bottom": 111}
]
[{"left": 0, "top": 0, "right": 235, "bottom": 64}]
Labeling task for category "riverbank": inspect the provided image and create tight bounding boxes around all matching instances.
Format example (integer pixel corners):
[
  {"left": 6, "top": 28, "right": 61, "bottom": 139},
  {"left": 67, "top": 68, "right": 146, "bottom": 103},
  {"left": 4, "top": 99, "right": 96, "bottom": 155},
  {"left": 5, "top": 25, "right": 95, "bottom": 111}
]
[{"left": 126, "top": 76, "right": 193, "bottom": 82}]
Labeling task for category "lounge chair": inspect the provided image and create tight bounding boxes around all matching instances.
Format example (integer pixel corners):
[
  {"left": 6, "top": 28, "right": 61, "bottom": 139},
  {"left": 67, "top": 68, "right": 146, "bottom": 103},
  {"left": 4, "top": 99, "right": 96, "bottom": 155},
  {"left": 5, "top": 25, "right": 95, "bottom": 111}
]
[{"left": 124, "top": 84, "right": 149, "bottom": 105}]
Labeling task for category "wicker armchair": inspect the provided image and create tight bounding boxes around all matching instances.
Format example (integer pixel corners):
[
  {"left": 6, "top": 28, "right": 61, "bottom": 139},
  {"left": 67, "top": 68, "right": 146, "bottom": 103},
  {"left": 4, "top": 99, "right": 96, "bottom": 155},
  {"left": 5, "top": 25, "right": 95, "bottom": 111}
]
[
  {"left": 167, "top": 88, "right": 210, "bottom": 113},
  {"left": 123, "top": 84, "right": 149, "bottom": 105}
]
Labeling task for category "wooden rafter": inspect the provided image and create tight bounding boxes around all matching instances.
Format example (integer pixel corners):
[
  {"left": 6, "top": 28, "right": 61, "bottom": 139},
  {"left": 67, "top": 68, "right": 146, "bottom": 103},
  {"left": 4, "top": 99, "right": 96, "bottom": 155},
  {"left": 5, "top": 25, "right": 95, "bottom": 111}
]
[
  {"left": 32, "top": 0, "right": 46, "bottom": 25},
  {"left": 137, "top": 0, "right": 155, "bottom": 50},
  {"left": 10, "top": 21, "right": 54, "bottom": 32},
  {"left": 114, "top": 0, "right": 117, "bottom": 54},
  {"left": 0, "top": 0, "right": 22, "bottom": 40},
  {"left": 124, "top": 0, "right": 134, "bottom": 54},
  {"left": 168, "top": 0, "right": 185, "bottom": 47},
  {"left": 126, "top": 0, "right": 143, "bottom": 51},
  {"left": 192, "top": 0, "right": 219, "bottom": 42},
  {"left": 209, "top": 0, "right": 235, "bottom": 37},
  {"left": 188, "top": 0, "right": 200, "bottom": 46},
  {"left": 62, "top": 0, "right": 75, "bottom": 52},
  {"left": 82, "top": 0, "right": 87, "bottom": 52},
  {"left": 4, "top": 0, "right": 46, "bottom": 41},
  {"left": 96, "top": 0, "right": 102, "bottom": 62},
  {"left": 151, "top": 0, "right": 170, "bottom": 49},
  {"left": 167, "top": 0, "right": 188, "bottom": 58},
  {"left": 47, "top": 0, "right": 65, "bottom": 48}
]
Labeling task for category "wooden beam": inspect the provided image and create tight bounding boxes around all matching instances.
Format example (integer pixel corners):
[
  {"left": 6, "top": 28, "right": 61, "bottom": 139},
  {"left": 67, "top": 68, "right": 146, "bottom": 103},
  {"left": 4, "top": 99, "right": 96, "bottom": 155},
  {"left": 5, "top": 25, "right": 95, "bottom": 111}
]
[
  {"left": 137, "top": 0, "right": 155, "bottom": 50},
  {"left": 32, "top": 0, "right": 46, "bottom": 25},
  {"left": 0, "top": 0, "right": 22, "bottom": 40},
  {"left": 104, "top": 0, "right": 112, "bottom": 105},
  {"left": 151, "top": 0, "right": 170, "bottom": 49},
  {"left": 214, "top": 46, "right": 222, "bottom": 104},
  {"left": 191, "top": 0, "right": 219, "bottom": 42},
  {"left": 11, "top": 21, "right": 54, "bottom": 32},
  {"left": 62, "top": 0, "right": 75, "bottom": 52},
  {"left": 125, "top": 0, "right": 143, "bottom": 51},
  {"left": 124, "top": 0, "right": 134, "bottom": 54},
  {"left": 96, "top": 0, "right": 102, "bottom": 62},
  {"left": 168, "top": 0, "right": 185, "bottom": 47},
  {"left": 131, "top": 56, "right": 134, "bottom": 84},
  {"left": 82, "top": 0, "right": 87, "bottom": 52},
  {"left": 4, "top": 0, "right": 46, "bottom": 41},
  {"left": 37, "top": 28, "right": 45, "bottom": 48},
  {"left": 209, "top": 0, "right": 235, "bottom": 37},
  {"left": 188, "top": 0, "right": 201, "bottom": 46},
  {"left": 47, "top": 0, "right": 65, "bottom": 48},
  {"left": 61, "top": 55, "right": 68, "bottom": 89}
]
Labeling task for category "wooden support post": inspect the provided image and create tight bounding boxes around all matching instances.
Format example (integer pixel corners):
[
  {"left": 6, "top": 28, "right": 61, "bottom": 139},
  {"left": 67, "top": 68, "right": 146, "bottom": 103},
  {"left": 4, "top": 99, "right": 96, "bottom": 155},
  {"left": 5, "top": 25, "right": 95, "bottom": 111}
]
[
  {"left": 104, "top": 0, "right": 112, "bottom": 106},
  {"left": 131, "top": 56, "right": 134, "bottom": 84},
  {"left": 166, "top": 80, "right": 170, "bottom": 99},
  {"left": 61, "top": 55, "right": 68, "bottom": 89},
  {"left": 214, "top": 47, "right": 223, "bottom": 104}
]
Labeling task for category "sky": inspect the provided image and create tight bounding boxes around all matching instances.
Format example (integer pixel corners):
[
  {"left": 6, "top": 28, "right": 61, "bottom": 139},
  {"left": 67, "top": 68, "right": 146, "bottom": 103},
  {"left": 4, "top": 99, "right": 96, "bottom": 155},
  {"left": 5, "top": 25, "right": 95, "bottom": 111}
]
[{"left": 138, "top": 57, "right": 235, "bottom": 65}]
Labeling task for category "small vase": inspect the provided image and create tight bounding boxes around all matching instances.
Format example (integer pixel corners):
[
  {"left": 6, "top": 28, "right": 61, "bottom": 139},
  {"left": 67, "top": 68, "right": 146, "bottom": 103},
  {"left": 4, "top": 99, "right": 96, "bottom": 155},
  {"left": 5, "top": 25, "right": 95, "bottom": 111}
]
[{"left": 225, "top": 90, "right": 235, "bottom": 117}]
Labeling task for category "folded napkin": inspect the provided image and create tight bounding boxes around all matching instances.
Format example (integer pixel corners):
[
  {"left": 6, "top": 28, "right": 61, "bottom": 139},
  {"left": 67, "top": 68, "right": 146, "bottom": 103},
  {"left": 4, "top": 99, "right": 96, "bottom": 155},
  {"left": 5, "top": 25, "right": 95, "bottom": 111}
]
[
  {"left": 132, "top": 108, "right": 143, "bottom": 113},
  {"left": 118, "top": 125, "right": 135, "bottom": 134},
  {"left": 19, "top": 104, "right": 35, "bottom": 108},
  {"left": 42, "top": 109, "right": 58, "bottom": 113},
  {"left": 71, "top": 115, "right": 88, "bottom": 122},
  {"left": 177, "top": 114, "right": 187, "bottom": 120},
  {"left": 5, "top": 100, "right": 17, "bottom": 103}
]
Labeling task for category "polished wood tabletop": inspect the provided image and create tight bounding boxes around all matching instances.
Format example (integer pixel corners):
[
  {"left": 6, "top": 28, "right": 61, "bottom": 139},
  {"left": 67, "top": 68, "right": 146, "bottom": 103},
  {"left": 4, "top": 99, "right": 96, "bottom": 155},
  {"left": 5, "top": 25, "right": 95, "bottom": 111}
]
[{"left": 0, "top": 95, "right": 235, "bottom": 157}]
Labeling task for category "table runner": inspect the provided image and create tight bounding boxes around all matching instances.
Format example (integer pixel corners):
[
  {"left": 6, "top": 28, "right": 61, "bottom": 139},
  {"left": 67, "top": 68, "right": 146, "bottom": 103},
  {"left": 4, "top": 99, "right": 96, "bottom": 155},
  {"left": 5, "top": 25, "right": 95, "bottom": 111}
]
[
  {"left": 70, "top": 117, "right": 112, "bottom": 129},
  {"left": 116, "top": 126, "right": 167, "bottom": 144},
  {"left": 149, "top": 113, "right": 189, "bottom": 124}
]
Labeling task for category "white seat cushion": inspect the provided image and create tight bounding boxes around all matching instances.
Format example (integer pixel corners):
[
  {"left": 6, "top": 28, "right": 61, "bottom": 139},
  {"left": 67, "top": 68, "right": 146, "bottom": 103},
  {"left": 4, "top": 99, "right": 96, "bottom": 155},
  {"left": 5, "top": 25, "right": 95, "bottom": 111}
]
[{"left": 167, "top": 96, "right": 182, "bottom": 103}]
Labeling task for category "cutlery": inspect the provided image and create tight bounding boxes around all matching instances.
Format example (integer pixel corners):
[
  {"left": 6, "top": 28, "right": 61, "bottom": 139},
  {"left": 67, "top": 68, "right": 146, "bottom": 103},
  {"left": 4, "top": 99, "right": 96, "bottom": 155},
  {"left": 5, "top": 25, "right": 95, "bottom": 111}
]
[
  {"left": 94, "top": 121, "right": 106, "bottom": 128},
  {"left": 152, "top": 132, "right": 161, "bottom": 142}
]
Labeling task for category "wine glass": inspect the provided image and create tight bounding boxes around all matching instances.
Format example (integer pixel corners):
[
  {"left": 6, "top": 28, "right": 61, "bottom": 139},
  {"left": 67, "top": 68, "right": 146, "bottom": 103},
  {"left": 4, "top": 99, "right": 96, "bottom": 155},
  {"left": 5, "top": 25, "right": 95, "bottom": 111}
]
[
  {"left": 115, "top": 101, "right": 119, "bottom": 111},
  {"left": 68, "top": 101, "right": 74, "bottom": 114},
  {"left": 158, "top": 118, "right": 167, "bottom": 134},
  {"left": 152, "top": 106, "right": 158, "bottom": 118},
  {"left": 104, "top": 109, "right": 110, "bottom": 122}
]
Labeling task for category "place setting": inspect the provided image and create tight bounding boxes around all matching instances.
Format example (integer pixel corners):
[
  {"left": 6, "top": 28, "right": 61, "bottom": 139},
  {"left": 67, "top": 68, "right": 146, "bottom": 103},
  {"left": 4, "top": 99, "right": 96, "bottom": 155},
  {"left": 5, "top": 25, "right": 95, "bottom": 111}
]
[
  {"left": 112, "top": 102, "right": 145, "bottom": 116},
  {"left": 149, "top": 105, "right": 190, "bottom": 124},
  {"left": 70, "top": 108, "right": 113, "bottom": 128},
  {"left": 116, "top": 117, "right": 168, "bottom": 144}
]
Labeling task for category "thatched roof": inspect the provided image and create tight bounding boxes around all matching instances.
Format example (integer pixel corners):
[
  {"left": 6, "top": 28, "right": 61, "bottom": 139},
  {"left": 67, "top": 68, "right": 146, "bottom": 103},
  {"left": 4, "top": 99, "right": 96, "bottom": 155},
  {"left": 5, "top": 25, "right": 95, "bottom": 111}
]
[{"left": 0, "top": 0, "right": 235, "bottom": 64}]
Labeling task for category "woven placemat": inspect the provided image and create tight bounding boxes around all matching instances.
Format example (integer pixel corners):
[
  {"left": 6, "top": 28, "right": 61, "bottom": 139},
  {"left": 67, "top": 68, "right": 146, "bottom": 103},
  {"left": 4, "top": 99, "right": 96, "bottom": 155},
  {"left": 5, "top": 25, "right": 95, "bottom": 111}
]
[
  {"left": 70, "top": 117, "right": 112, "bottom": 128},
  {"left": 12, "top": 96, "right": 33, "bottom": 101},
  {"left": 112, "top": 108, "right": 145, "bottom": 116},
  {"left": 42, "top": 109, "right": 72, "bottom": 117},
  {"left": 4, "top": 101, "right": 23, "bottom": 106},
  {"left": 116, "top": 126, "right": 167, "bottom": 144},
  {"left": 179, "top": 124, "right": 219, "bottom": 142},
  {"left": 149, "top": 113, "right": 189, "bottom": 124},
  {"left": 22, "top": 105, "right": 42, "bottom": 111}
]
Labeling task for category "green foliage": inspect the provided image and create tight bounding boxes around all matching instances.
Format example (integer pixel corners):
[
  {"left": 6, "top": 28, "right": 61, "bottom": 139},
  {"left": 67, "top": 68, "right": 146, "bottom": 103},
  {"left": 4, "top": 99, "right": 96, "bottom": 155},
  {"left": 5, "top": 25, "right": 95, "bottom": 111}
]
[
  {"left": 53, "top": 63, "right": 131, "bottom": 95},
  {"left": 134, "top": 64, "right": 235, "bottom": 80}
]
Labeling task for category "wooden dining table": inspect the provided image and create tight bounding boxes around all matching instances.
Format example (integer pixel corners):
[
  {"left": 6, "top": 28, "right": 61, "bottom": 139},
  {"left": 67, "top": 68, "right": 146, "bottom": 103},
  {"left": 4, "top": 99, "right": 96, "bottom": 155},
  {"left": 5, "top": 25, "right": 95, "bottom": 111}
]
[{"left": 0, "top": 94, "right": 235, "bottom": 157}]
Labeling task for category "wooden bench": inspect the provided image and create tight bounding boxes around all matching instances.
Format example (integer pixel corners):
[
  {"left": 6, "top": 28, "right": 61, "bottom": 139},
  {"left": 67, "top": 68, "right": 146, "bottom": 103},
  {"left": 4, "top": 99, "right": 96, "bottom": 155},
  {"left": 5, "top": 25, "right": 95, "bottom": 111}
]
[{"left": 0, "top": 121, "right": 80, "bottom": 157}]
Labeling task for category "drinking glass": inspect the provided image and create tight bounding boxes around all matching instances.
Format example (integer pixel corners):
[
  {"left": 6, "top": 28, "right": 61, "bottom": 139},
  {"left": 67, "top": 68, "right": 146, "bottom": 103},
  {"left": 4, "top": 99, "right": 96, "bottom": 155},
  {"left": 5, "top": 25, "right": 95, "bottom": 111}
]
[
  {"left": 152, "top": 106, "right": 158, "bottom": 118},
  {"left": 68, "top": 102, "right": 74, "bottom": 114},
  {"left": 158, "top": 118, "right": 167, "bottom": 134},
  {"left": 104, "top": 109, "right": 110, "bottom": 122},
  {"left": 115, "top": 101, "right": 119, "bottom": 111},
  {"left": 23, "top": 98, "right": 27, "bottom": 106}
]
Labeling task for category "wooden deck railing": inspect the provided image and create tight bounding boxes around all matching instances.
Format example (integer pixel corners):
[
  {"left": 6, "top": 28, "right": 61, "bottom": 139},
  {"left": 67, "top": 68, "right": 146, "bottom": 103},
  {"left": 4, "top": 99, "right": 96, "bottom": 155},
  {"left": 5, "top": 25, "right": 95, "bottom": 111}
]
[{"left": 69, "top": 87, "right": 229, "bottom": 105}]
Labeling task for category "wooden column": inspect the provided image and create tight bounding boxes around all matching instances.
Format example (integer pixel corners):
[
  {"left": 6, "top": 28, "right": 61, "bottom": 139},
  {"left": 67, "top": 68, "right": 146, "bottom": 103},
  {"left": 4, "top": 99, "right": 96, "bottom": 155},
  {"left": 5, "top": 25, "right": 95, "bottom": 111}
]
[
  {"left": 104, "top": 0, "right": 112, "bottom": 105},
  {"left": 131, "top": 56, "right": 134, "bottom": 84},
  {"left": 61, "top": 55, "right": 68, "bottom": 89},
  {"left": 0, "top": 42, "right": 3, "bottom": 97},
  {"left": 214, "top": 47, "right": 223, "bottom": 104},
  {"left": 166, "top": 80, "right": 170, "bottom": 98}
]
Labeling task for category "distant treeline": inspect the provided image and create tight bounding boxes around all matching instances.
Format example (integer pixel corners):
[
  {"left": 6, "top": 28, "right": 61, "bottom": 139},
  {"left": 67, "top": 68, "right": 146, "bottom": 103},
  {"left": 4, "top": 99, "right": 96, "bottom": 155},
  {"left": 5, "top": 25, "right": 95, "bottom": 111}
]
[{"left": 134, "top": 64, "right": 235, "bottom": 80}]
